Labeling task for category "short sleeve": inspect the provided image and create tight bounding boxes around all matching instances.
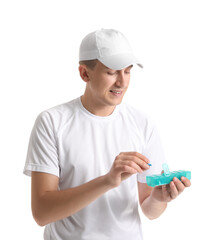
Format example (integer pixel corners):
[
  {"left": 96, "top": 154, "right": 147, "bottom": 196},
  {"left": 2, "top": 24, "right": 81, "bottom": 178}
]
[
  {"left": 137, "top": 124, "right": 166, "bottom": 183},
  {"left": 23, "top": 111, "right": 60, "bottom": 177}
]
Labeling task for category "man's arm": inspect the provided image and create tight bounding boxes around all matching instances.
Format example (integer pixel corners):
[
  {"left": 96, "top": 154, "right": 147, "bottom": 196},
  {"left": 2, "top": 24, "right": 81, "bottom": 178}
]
[
  {"left": 137, "top": 182, "right": 167, "bottom": 220},
  {"left": 31, "top": 152, "right": 150, "bottom": 226},
  {"left": 31, "top": 172, "right": 113, "bottom": 226},
  {"left": 138, "top": 177, "right": 191, "bottom": 220}
]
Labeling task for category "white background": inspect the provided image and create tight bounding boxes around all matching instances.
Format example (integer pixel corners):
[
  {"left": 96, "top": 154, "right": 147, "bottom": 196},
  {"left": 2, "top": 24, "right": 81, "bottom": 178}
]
[{"left": 0, "top": 0, "right": 211, "bottom": 239}]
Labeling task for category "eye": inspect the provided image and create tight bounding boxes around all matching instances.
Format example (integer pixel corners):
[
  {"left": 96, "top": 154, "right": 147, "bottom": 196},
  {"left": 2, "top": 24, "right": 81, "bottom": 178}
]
[
  {"left": 125, "top": 66, "right": 133, "bottom": 74},
  {"left": 107, "top": 72, "right": 117, "bottom": 75},
  {"left": 124, "top": 71, "right": 131, "bottom": 75}
]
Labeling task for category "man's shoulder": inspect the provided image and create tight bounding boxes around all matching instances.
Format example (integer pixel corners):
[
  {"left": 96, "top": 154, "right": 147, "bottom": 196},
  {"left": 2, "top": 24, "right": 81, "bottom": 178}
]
[
  {"left": 43, "top": 97, "right": 78, "bottom": 116},
  {"left": 34, "top": 97, "right": 80, "bottom": 130}
]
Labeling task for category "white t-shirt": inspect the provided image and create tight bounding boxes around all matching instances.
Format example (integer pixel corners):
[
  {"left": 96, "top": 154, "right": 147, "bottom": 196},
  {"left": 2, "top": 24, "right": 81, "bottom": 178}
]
[{"left": 23, "top": 96, "right": 166, "bottom": 240}]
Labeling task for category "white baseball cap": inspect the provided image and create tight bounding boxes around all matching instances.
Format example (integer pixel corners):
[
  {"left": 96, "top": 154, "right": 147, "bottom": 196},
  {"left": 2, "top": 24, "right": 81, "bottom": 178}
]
[{"left": 79, "top": 29, "right": 143, "bottom": 70}]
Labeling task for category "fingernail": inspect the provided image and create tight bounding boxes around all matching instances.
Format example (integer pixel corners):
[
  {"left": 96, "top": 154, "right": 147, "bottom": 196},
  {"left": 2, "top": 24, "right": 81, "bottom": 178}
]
[{"left": 147, "top": 163, "right": 152, "bottom": 166}]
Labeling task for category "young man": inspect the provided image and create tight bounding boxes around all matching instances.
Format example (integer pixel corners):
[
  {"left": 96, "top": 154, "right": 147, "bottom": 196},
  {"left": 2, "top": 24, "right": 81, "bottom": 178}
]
[{"left": 24, "top": 29, "right": 191, "bottom": 240}]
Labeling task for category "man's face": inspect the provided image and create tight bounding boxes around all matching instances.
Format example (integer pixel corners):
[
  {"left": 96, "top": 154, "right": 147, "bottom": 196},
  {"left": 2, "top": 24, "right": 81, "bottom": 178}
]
[{"left": 85, "top": 61, "right": 132, "bottom": 107}]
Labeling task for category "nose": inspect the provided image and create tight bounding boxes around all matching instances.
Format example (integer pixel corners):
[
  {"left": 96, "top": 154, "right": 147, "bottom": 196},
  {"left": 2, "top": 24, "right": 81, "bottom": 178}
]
[{"left": 115, "top": 71, "right": 128, "bottom": 88}]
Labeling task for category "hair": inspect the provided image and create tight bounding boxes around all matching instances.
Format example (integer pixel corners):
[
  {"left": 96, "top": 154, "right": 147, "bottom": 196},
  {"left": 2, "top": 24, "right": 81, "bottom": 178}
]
[{"left": 79, "top": 59, "right": 98, "bottom": 70}]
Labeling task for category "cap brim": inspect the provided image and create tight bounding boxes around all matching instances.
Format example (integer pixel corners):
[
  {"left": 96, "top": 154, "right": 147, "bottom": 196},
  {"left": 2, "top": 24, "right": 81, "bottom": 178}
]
[{"left": 98, "top": 53, "right": 143, "bottom": 70}]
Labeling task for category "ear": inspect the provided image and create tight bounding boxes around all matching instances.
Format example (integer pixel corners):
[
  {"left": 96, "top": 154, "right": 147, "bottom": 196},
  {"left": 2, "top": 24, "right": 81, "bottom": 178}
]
[{"left": 79, "top": 65, "right": 90, "bottom": 83}]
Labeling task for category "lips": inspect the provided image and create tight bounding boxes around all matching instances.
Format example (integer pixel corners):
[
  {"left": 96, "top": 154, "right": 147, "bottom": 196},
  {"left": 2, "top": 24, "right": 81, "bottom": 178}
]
[
  {"left": 109, "top": 90, "right": 123, "bottom": 97},
  {"left": 109, "top": 90, "right": 123, "bottom": 94}
]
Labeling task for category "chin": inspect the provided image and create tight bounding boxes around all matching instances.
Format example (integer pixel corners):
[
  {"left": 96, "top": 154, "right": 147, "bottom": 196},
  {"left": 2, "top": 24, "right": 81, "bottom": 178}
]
[
  {"left": 108, "top": 98, "right": 123, "bottom": 106},
  {"left": 104, "top": 93, "right": 124, "bottom": 106}
]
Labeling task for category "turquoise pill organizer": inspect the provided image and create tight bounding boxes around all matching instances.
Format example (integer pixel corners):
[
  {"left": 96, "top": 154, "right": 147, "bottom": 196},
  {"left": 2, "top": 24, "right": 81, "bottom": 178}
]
[{"left": 146, "top": 163, "right": 191, "bottom": 187}]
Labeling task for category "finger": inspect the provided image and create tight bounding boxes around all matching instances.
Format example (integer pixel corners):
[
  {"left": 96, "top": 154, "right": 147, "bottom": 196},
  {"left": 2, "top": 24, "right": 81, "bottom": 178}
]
[
  {"left": 162, "top": 184, "right": 172, "bottom": 202},
  {"left": 119, "top": 152, "right": 150, "bottom": 164},
  {"left": 118, "top": 152, "right": 149, "bottom": 170},
  {"left": 181, "top": 177, "right": 191, "bottom": 187},
  {"left": 123, "top": 160, "right": 144, "bottom": 173},
  {"left": 173, "top": 177, "right": 185, "bottom": 194},
  {"left": 170, "top": 181, "right": 178, "bottom": 199},
  {"left": 119, "top": 157, "right": 147, "bottom": 172},
  {"left": 119, "top": 155, "right": 150, "bottom": 170},
  {"left": 120, "top": 165, "right": 137, "bottom": 174},
  {"left": 114, "top": 160, "right": 138, "bottom": 175}
]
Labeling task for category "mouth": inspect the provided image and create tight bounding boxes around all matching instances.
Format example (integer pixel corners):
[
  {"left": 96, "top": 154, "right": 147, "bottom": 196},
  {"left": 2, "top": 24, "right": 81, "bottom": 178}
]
[
  {"left": 109, "top": 90, "right": 123, "bottom": 96},
  {"left": 109, "top": 90, "right": 123, "bottom": 93}
]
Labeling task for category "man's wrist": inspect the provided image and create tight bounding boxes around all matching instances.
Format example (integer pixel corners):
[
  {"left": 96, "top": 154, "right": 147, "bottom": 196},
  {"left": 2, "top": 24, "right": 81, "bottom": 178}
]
[
  {"left": 101, "top": 174, "right": 117, "bottom": 190},
  {"left": 149, "top": 193, "right": 168, "bottom": 207},
  {"left": 141, "top": 193, "right": 167, "bottom": 220}
]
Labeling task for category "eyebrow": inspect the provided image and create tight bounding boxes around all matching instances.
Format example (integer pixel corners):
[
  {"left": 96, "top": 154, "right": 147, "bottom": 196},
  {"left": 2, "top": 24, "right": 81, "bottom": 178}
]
[{"left": 126, "top": 65, "right": 133, "bottom": 69}]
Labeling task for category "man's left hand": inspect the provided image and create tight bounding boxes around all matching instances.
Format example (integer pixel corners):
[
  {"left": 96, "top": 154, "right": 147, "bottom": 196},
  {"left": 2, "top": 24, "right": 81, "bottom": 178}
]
[{"left": 151, "top": 176, "right": 191, "bottom": 203}]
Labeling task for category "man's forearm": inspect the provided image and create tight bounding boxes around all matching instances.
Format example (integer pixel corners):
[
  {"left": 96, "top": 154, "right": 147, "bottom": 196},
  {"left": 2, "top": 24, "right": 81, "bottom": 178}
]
[
  {"left": 32, "top": 175, "right": 113, "bottom": 226},
  {"left": 141, "top": 195, "right": 167, "bottom": 220}
]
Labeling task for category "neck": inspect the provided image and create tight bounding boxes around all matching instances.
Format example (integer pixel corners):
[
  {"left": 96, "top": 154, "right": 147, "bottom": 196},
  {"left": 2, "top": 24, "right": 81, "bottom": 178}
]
[{"left": 80, "top": 94, "right": 116, "bottom": 117}]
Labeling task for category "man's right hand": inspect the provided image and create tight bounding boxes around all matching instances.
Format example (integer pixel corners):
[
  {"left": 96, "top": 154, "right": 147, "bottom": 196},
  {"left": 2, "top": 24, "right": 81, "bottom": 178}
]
[
  {"left": 105, "top": 152, "right": 150, "bottom": 187},
  {"left": 31, "top": 152, "right": 150, "bottom": 226}
]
